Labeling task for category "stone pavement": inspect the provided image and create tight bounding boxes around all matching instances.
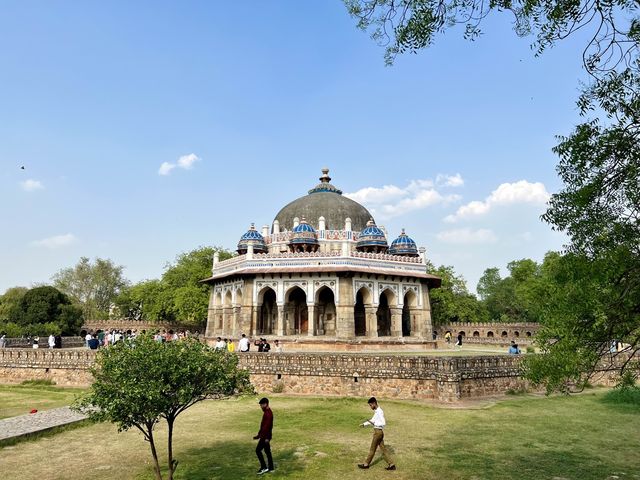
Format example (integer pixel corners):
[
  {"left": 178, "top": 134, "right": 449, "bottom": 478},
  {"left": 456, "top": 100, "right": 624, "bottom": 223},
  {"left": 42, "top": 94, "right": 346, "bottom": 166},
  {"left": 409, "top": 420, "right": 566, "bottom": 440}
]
[{"left": 0, "top": 406, "right": 87, "bottom": 442}]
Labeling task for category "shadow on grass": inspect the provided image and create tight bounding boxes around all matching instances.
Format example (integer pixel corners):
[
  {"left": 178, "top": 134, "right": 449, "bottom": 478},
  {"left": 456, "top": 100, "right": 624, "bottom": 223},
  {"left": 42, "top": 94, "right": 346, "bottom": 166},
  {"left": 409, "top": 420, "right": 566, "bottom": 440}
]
[
  {"left": 429, "top": 437, "right": 631, "bottom": 480},
  {"left": 171, "top": 442, "right": 304, "bottom": 480}
]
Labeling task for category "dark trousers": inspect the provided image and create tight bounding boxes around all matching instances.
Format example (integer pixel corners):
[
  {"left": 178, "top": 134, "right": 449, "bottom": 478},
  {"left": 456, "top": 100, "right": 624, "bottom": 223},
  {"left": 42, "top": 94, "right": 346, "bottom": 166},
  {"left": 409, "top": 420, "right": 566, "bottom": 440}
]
[{"left": 256, "top": 438, "right": 273, "bottom": 470}]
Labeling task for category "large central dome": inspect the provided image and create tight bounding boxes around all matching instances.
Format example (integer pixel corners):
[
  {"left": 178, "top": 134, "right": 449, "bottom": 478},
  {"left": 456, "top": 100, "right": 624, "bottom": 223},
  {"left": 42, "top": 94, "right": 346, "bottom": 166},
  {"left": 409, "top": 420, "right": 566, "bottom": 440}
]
[{"left": 273, "top": 168, "right": 374, "bottom": 232}]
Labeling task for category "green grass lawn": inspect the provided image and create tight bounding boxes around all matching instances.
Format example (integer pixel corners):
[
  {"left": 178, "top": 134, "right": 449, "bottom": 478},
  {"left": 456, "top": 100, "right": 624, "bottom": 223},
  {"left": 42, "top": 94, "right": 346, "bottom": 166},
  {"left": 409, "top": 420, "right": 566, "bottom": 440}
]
[
  {"left": 0, "top": 383, "right": 86, "bottom": 419},
  {"left": 0, "top": 388, "right": 638, "bottom": 480}
]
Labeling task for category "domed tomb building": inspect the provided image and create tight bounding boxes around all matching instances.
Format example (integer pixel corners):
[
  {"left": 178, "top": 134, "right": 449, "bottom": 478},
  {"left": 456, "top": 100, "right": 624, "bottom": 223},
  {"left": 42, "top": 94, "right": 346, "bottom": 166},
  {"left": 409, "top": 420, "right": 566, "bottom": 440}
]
[{"left": 203, "top": 169, "right": 441, "bottom": 350}]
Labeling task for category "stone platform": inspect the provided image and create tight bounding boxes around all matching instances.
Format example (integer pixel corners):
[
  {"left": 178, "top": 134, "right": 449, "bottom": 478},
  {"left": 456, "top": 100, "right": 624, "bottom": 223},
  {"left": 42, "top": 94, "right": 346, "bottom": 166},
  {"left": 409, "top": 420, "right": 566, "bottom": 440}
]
[{"left": 0, "top": 406, "right": 87, "bottom": 443}]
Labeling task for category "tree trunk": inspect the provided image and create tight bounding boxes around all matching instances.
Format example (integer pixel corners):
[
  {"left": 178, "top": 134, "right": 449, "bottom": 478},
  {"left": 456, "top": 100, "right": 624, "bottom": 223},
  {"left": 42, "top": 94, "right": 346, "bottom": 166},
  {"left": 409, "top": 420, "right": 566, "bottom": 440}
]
[
  {"left": 167, "top": 418, "right": 175, "bottom": 480},
  {"left": 148, "top": 429, "right": 163, "bottom": 480}
]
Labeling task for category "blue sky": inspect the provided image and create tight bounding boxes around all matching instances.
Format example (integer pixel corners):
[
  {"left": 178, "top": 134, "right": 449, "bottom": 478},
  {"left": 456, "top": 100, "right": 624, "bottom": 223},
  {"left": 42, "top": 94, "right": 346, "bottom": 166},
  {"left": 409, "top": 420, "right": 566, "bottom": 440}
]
[{"left": 1, "top": 1, "right": 588, "bottom": 294}]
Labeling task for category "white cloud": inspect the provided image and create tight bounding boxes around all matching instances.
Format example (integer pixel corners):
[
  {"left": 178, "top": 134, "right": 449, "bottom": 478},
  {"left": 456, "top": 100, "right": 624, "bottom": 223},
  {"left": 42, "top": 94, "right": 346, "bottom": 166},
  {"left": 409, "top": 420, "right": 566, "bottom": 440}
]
[
  {"left": 345, "top": 176, "right": 461, "bottom": 220},
  {"left": 158, "top": 153, "right": 201, "bottom": 175},
  {"left": 30, "top": 233, "right": 78, "bottom": 249},
  {"left": 20, "top": 179, "right": 44, "bottom": 191},
  {"left": 158, "top": 162, "right": 176, "bottom": 176},
  {"left": 177, "top": 153, "right": 200, "bottom": 169},
  {"left": 445, "top": 180, "right": 550, "bottom": 223},
  {"left": 436, "top": 228, "right": 498, "bottom": 244},
  {"left": 436, "top": 173, "right": 464, "bottom": 187}
]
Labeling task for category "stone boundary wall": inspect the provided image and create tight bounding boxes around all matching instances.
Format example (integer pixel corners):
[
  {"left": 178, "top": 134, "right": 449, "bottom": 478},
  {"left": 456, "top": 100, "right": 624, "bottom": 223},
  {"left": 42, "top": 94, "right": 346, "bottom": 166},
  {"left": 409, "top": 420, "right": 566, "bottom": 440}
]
[
  {"left": 0, "top": 349, "right": 625, "bottom": 403},
  {"left": 3, "top": 337, "right": 85, "bottom": 348},
  {"left": 0, "top": 349, "right": 95, "bottom": 386},
  {"left": 435, "top": 322, "right": 541, "bottom": 342},
  {"left": 0, "top": 349, "right": 528, "bottom": 402},
  {"left": 239, "top": 353, "right": 528, "bottom": 402}
]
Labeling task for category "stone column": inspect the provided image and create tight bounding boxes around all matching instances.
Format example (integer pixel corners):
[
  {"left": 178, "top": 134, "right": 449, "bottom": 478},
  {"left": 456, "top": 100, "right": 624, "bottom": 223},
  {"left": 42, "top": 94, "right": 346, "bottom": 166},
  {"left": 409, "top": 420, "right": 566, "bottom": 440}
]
[
  {"left": 307, "top": 305, "right": 316, "bottom": 336},
  {"left": 250, "top": 306, "right": 260, "bottom": 336},
  {"left": 365, "top": 306, "right": 378, "bottom": 338},
  {"left": 335, "top": 305, "right": 354, "bottom": 339},
  {"left": 232, "top": 306, "right": 241, "bottom": 337},
  {"left": 276, "top": 304, "right": 285, "bottom": 336},
  {"left": 223, "top": 307, "right": 233, "bottom": 335},
  {"left": 390, "top": 307, "right": 402, "bottom": 337}
]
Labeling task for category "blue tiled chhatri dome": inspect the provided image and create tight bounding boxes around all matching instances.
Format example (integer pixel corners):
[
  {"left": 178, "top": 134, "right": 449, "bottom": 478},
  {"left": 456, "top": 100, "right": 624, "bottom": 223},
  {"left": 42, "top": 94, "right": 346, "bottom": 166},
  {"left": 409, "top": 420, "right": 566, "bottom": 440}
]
[
  {"left": 388, "top": 229, "right": 419, "bottom": 257},
  {"left": 356, "top": 219, "right": 388, "bottom": 253},
  {"left": 237, "top": 223, "right": 268, "bottom": 254},
  {"left": 289, "top": 217, "right": 319, "bottom": 252}
]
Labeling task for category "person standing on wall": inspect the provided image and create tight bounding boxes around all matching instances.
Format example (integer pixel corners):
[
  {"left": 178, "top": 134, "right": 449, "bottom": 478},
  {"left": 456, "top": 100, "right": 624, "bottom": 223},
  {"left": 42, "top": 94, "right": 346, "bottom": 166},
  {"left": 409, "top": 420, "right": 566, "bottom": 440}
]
[
  {"left": 358, "top": 397, "right": 396, "bottom": 471},
  {"left": 254, "top": 397, "right": 274, "bottom": 474},
  {"left": 239, "top": 333, "right": 250, "bottom": 352}
]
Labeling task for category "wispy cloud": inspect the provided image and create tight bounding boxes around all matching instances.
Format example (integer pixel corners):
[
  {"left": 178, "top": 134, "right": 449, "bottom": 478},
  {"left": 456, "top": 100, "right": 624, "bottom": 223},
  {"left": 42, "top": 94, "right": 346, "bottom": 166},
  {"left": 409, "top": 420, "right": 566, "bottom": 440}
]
[
  {"left": 30, "top": 233, "right": 78, "bottom": 249},
  {"left": 436, "top": 173, "right": 464, "bottom": 187},
  {"left": 345, "top": 176, "right": 462, "bottom": 220},
  {"left": 20, "top": 179, "right": 44, "bottom": 192},
  {"left": 436, "top": 228, "right": 498, "bottom": 244},
  {"left": 158, "top": 153, "right": 201, "bottom": 176},
  {"left": 444, "top": 180, "right": 550, "bottom": 223}
]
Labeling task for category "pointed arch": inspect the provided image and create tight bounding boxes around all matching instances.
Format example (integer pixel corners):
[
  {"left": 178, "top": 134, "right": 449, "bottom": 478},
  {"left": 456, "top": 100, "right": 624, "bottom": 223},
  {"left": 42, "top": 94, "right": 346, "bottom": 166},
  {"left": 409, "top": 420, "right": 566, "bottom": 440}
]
[
  {"left": 315, "top": 286, "right": 336, "bottom": 336},
  {"left": 377, "top": 291, "right": 392, "bottom": 336},
  {"left": 354, "top": 286, "right": 372, "bottom": 336},
  {"left": 258, "top": 288, "right": 276, "bottom": 335},
  {"left": 402, "top": 290, "right": 417, "bottom": 337},
  {"left": 284, "top": 286, "right": 308, "bottom": 335}
]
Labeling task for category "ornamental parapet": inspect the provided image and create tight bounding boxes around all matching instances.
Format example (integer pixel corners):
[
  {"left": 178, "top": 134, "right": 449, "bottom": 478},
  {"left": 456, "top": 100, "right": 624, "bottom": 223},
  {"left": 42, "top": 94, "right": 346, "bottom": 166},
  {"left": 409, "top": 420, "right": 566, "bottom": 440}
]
[
  {"left": 265, "top": 230, "right": 361, "bottom": 244},
  {"left": 210, "top": 250, "right": 428, "bottom": 279}
]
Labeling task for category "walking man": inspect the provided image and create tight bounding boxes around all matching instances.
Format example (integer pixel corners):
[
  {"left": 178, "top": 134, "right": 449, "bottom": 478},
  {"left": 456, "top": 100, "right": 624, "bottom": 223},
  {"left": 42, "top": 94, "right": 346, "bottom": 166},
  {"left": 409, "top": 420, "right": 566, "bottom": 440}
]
[
  {"left": 253, "top": 397, "right": 274, "bottom": 474},
  {"left": 358, "top": 397, "right": 396, "bottom": 471}
]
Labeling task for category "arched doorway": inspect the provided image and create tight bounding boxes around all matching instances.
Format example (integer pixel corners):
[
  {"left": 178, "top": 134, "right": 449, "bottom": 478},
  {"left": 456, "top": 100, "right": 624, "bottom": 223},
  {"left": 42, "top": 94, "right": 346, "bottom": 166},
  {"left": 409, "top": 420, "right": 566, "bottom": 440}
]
[
  {"left": 285, "top": 287, "right": 308, "bottom": 335},
  {"left": 402, "top": 290, "right": 416, "bottom": 337},
  {"left": 258, "top": 288, "right": 276, "bottom": 335},
  {"left": 354, "top": 287, "right": 371, "bottom": 336},
  {"left": 377, "top": 291, "right": 392, "bottom": 336},
  {"left": 315, "top": 287, "right": 336, "bottom": 335}
]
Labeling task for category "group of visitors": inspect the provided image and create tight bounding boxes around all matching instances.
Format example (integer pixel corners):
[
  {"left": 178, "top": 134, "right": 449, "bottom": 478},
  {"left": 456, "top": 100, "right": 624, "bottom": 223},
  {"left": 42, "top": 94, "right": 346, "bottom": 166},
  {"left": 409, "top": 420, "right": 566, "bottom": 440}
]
[
  {"left": 217, "top": 334, "right": 283, "bottom": 353},
  {"left": 253, "top": 396, "right": 395, "bottom": 475},
  {"left": 214, "top": 333, "right": 283, "bottom": 353},
  {"left": 83, "top": 328, "right": 201, "bottom": 350}
]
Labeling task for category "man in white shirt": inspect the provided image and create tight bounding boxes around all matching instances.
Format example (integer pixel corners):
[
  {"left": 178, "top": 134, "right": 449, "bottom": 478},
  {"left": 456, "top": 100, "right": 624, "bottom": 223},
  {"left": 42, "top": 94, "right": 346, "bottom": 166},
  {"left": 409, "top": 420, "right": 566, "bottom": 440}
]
[
  {"left": 48, "top": 334, "right": 56, "bottom": 349},
  {"left": 238, "top": 334, "right": 250, "bottom": 352},
  {"left": 358, "top": 397, "right": 396, "bottom": 471},
  {"left": 215, "top": 337, "right": 226, "bottom": 350}
]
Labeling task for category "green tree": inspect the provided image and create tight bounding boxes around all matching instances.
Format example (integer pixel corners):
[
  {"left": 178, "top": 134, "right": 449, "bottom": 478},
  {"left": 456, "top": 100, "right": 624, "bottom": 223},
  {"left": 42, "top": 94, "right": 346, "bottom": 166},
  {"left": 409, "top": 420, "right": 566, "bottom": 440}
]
[
  {"left": 476, "top": 260, "right": 545, "bottom": 323},
  {"left": 524, "top": 249, "right": 640, "bottom": 392},
  {"left": 0, "top": 286, "right": 28, "bottom": 322},
  {"left": 428, "top": 263, "right": 488, "bottom": 325},
  {"left": 74, "top": 336, "right": 252, "bottom": 480},
  {"left": 345, "top": 0, "right": 638, "bottom": 71},
  {"left": 116, "top": 246, "right": 233, "bottom": 326},
  {"left": 10, "top": 286, "right": 83, "bottom": 336},
  {"left": 476, "top": 268, "right": 500, "bottom": 301},
  {"left": 52, "top": 257, "right": 128, "bottom": 320},
  {"left": 115, "top": 279, "right": 175, "bottom": 322}
]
